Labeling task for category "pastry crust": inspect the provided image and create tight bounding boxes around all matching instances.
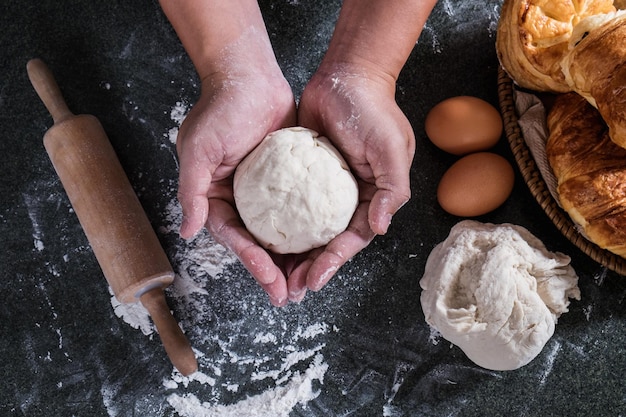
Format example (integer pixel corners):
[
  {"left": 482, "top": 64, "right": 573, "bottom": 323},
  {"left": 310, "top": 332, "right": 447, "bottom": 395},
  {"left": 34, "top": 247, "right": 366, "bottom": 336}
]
[
  {"left": 561, "top": 11, "right": 626, "bottom": 148},
  {"left": 547, "top": 93, "right": 626, "bottom": 258},
  {"left": 496, "top": 0, "right": 615, "bottom": 92}
]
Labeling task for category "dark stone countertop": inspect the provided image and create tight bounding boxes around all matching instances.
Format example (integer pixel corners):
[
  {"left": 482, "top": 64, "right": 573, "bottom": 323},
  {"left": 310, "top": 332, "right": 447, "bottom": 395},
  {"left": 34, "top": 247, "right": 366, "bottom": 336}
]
[{"left": 2, "top": 0, "right": 625, "bottom": 416}]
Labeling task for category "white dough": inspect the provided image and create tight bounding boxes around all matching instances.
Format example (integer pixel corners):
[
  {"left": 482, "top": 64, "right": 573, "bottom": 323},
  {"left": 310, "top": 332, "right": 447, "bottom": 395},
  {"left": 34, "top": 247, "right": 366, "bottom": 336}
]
[
  {"left": 233, "top": 127, "right": 358, "bottom": 254},
  {"left": 419, "top": 220, "right": 580, "bottom": 371}
]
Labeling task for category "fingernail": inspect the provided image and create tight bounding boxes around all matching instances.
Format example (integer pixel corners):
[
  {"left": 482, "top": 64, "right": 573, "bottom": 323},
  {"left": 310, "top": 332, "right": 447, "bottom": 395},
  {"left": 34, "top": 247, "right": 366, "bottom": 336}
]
[
  {"left": 289, "top": 289, "right": 306, "bottom": 303},
  {"left": 180, "top": 223, "right": 199, "bottom": 240},
  {"left": 179, "top": 220, "right": 192, "bottom": 239},
  {"left": 270, "top": 295, "right": 288, "bottom": 307},
  {"left": 380, "top": 213, "right": 392, "bottom": 234}
]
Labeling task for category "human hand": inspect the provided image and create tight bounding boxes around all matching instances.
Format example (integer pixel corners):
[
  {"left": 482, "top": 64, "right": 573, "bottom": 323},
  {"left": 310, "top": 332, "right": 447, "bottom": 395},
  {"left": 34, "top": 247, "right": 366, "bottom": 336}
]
[
  {"left": 176, "top": 65, "right": 296, "bottom": 306},
  {"left": 290, "top": 63, "right": 415, "bottom": 298}
]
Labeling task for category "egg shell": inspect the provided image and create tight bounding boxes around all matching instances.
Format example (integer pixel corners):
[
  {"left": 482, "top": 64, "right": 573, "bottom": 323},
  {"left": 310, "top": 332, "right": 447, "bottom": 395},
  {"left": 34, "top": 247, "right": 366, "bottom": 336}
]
[
  {"left": 425, "top": 96, "right": 503, "bottom": 155},
  {"left": 437, "top": 152, "right": 514, "bottom": 217}
]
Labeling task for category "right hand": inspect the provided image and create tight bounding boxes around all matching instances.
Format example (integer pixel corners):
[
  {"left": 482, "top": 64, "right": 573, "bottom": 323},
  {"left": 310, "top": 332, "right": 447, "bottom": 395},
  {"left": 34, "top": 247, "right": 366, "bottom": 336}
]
[
  {"left": 288, "top": 62, "right": 415, "bottom": 298},
  {"left": 176, "top": 66, "right": 296, "bottom": 306}
]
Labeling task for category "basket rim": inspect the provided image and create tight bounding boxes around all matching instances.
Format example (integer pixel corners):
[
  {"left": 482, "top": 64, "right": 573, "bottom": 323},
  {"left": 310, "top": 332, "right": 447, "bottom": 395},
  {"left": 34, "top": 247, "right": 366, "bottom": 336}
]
[{"left": 497, "top": 66, "right": 626, "bottom": 276}]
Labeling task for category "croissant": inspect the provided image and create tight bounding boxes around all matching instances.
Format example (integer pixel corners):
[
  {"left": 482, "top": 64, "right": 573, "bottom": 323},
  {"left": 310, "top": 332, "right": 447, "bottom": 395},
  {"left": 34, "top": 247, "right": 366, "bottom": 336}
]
[
  {"left": 546, "top": 93, "right": 626, "bottom": 258},
  {"left": 496, "top": 0, "right": 615, "bottom": 93},
  {"left": 561, "top": 10, "right": 626, "bottom": 148}
]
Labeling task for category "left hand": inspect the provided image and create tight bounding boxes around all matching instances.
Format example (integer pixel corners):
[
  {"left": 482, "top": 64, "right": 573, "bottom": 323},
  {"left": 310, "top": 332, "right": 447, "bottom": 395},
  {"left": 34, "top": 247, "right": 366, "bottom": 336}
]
[{"left": 287, "top": 62, "right": 415, "bottom": 300}]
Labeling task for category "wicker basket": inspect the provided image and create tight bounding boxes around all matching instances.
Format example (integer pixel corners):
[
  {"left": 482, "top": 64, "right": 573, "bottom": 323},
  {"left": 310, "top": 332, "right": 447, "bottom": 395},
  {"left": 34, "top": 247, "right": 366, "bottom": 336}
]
[{"left": 497, "top": 67, "right": 626, "bottom": 276}]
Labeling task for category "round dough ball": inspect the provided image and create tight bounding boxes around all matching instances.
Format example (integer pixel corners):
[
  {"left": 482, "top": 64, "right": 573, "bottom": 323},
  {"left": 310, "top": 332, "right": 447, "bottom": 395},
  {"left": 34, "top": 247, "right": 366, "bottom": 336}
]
[
  {"left": 420, "top": 220, "right": 580, "bottom": 371},
  {"left": 234, "top": 127, "right": 358, "bottom": 254}
]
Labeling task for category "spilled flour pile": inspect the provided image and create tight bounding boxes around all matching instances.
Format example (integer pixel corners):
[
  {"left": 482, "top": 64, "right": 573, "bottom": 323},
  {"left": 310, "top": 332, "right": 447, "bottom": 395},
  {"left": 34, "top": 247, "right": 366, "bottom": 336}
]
[{"left": 110, "top": 102, "right": 330, "bottom": 417}]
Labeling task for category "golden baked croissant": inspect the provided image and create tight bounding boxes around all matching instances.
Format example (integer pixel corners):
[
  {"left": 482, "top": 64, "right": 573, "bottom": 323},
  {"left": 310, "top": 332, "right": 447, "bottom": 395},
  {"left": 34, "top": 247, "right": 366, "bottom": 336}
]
[
  {"left": 561, "top": 10, "right": 626, "bottom": 148},
  {"left": 547, "top": 92, "right": 626, "bottom": 258},
  {"left": 496, "top": 0, "right": 615, "bottom": 92}
]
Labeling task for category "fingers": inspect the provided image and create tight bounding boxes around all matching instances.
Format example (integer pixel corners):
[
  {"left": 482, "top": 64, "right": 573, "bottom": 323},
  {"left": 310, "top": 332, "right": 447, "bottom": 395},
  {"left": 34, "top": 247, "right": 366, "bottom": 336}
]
[
  {"left": 177, "top": 157, "right": 211, "bottom": 239},
  {"left": 206, "top": 198, "right": 289, "bottom": 306},
  {"left": 368, "top": 188, "right": 408, "bottom": 235},
  {"left": 258, "top": 274, "right": 289, "bottom": 307},
  {"left": 176, "top": 134, "right": 216, "bottom": 239},
  {"left": 287, "top": 268, "right": 309, "bottom": 302},
  {"left": 178, "top": 195, "right": 209, "bottom": 240},
  {"left": 306, "top": 202, "right": 376, "bottom": 292},
  {"left": 367, "top": 124, "right": 415, "bottom": 235},
  {"left": 286, "top": 252, "right": 319, "bottom": 303}
]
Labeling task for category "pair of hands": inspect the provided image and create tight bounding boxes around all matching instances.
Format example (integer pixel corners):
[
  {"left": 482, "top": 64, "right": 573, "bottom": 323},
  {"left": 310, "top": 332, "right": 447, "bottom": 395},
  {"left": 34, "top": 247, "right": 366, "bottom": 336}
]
[{"left": 175, "top": 61, "right": 415, "bottom": 307}]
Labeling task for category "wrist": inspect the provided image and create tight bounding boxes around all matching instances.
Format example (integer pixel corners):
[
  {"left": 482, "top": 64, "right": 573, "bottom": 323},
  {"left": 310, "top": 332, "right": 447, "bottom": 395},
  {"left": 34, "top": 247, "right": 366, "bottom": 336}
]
[
  {"left": 319, "top": 36, "right": 405, "bottom": 86},
  {"left": 196, "top": 25, "right": 284, "bottom": 83},
  {"left": 160, "top": 0, "right": 281, "bottom": 83},
  {"left": 320, "top": 0, "right": 437, "bottom": 84},
  {"left": 312, "top": 60, "right": 397, "bottom": 98}
]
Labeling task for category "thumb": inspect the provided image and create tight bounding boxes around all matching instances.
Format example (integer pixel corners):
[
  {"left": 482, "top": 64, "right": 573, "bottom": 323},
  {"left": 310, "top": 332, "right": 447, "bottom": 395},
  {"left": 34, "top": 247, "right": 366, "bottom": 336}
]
[
  {"left": 367, "top": 126, "right": 414, "bottom": 235},
  {"left": 368, "top": 188, "right": 410, "bottom": 235},
  {"left": 177, "top": 147, "right": 216, "bottom": 240}
]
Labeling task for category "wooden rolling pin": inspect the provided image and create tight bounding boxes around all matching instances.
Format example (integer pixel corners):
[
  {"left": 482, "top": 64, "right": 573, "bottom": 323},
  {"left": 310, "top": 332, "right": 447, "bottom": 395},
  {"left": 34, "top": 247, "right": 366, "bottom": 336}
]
[{"left": 27, "top": 58, "right": 197, "bottom": 376}]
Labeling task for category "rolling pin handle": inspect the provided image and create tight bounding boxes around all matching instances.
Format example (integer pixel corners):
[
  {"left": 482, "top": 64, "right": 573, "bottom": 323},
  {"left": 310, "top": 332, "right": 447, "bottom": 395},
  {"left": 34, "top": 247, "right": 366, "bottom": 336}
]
[
  {"left": 27, "top": 58, "right": 74, "bottom": 124},
  {"left": 140, "top": 288, "right": 198, "bottom": 376}
]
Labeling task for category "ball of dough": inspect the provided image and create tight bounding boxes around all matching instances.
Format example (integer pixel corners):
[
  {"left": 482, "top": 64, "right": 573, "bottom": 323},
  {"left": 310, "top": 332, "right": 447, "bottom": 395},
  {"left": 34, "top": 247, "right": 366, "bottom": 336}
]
[
  {"left": 233, "top": 127, "right": 358, "bottom": 254},
  {"left": 419, "top": 220, "right": 580, "bottom": 371}
]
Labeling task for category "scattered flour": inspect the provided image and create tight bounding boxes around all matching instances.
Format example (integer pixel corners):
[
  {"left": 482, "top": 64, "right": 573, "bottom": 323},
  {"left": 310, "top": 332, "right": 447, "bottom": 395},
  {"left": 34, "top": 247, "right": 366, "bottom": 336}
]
[
  {"left": 538, "top": 340, "right": 561, "bottom": 385},
  {"left": 167, "top": 101, "right": 188, "bottom": 145},
  {"left": 22, "top": 192, "right": 46, "bottom": 252},
  {"left": 253, "top": 332, "right": 278, "bottom": 344},
  {"left": 295, "top": 322, "right": 328, "bottom": 340},
  {"left": 168, "top": 354, "right": 328, "bottom": 417},
  {"left": 110, "top": 290, "right": 154, "bottom": 337},
  {"left": 427, "top": 326, "right": 442, "bottom": 346}
]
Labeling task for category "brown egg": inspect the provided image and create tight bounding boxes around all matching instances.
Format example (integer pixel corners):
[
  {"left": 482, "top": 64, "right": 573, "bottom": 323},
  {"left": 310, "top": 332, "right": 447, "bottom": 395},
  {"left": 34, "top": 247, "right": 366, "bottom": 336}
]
[
  {"left": 437, "top": 152, "right": 514, "bottom": 217},
  {"left": 425, "top": 96, "right": 503, "bottom": 155}
]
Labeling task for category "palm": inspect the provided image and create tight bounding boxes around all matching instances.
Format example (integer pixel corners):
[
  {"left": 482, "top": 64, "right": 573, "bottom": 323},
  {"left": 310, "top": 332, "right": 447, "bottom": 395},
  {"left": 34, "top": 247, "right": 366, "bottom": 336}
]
[
  {"left": 292, "top": 68, "right": 415, "bottom": 293},
  {"left": 176, "top": 72, "right": 297, "bottom": 306}
]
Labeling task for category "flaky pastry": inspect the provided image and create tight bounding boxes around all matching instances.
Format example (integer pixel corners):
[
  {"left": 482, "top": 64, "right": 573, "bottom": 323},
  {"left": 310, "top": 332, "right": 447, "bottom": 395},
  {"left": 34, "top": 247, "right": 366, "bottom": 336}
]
[
  {"left": 496, "top": 0, "right": 615, "bottom": 92},
  {"left": 547, "top": 93, "right": 626, "bottom": 258},
  {"left": 561, "top": 10, "right": 626, "bottom": 148}
]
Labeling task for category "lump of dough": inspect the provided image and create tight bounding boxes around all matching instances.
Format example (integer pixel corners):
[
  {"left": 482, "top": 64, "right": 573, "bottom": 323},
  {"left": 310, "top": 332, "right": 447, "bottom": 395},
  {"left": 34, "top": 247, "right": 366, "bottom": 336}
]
[
  {"left": 233, "top": 127, "right": 358, "bottom": 254},
  {"left": 419, "top": 220, "right": 580, "bottom": 371}
]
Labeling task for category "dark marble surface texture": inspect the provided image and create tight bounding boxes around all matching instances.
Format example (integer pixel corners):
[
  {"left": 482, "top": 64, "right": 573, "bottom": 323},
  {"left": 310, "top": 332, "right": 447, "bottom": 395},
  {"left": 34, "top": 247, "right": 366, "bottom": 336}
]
[{"left": 2, "top": 0, "right": 625, "bottom": 416}]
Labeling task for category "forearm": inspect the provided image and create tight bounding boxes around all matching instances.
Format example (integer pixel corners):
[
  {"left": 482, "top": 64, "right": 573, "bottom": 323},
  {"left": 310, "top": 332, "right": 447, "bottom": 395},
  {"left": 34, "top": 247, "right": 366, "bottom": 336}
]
[
  {"left": 321, "top": 0, "right": 438, "bottom": 82},
  {"left": 159, "top": 0, "right": 278, "bottom": 81}
]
